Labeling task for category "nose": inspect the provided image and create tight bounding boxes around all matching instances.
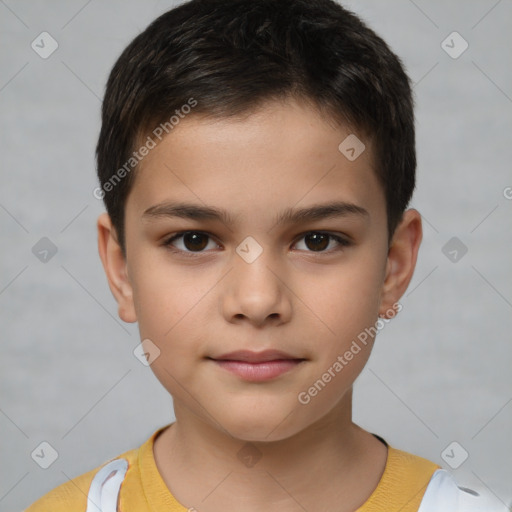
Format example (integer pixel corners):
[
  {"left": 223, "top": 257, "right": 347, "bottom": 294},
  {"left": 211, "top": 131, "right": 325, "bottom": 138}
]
[{"left": 221, "top": 247, "right": 293, "bottom": 328}]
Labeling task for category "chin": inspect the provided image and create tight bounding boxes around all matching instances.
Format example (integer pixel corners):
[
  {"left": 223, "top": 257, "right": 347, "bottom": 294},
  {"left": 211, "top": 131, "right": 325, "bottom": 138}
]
[{"left": 217, "top": 406, "right": 305, "bottom": 444}]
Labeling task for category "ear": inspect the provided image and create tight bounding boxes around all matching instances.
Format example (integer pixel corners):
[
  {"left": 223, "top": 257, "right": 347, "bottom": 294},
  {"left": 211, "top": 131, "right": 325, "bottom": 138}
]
[
  {"left": 379, "top": 209, "right": 422, "bottom": 318},
  {"left": 97, "top": 213, "right": 137, "bottom": 323}
]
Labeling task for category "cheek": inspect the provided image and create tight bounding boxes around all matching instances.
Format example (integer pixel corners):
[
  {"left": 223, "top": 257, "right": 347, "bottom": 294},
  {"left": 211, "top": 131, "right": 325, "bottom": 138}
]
[
  {"left": 294, "top": 276, "right": 379, "bottom": 419},
  {"left": 131, "top": 269, "right": 208, "bottom": 395},
  {"left": 299, "top": 254, "right": 385, "bottom": 347},
  {"left": 130, "top": 252, "right": 209, "bottom": 337},
  {"left": 129, "top": 259, "right": 219, "bottom": 379}
]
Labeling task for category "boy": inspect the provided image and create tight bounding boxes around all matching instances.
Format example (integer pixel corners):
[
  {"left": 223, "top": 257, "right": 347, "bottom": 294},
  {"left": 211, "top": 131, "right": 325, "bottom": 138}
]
[{"left": 25, "top": 0, "right": 507, "bottom": 510}]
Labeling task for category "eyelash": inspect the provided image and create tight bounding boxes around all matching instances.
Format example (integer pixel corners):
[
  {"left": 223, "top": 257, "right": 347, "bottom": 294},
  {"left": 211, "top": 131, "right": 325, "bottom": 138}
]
[{"left": 161, "top": 231, "right": 352, "bottom": 258}]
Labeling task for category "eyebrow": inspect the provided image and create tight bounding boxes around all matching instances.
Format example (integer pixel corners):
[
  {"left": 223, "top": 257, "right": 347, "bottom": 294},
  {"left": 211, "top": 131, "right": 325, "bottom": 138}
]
[{"left": 142, "top": 200, "right": 369, "bottom": 226}]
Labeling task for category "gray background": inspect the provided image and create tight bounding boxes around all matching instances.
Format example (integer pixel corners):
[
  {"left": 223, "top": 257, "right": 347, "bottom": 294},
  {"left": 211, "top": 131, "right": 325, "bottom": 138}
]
[{"left": 1, "top": 0, "right": 511, "bottom": 510}]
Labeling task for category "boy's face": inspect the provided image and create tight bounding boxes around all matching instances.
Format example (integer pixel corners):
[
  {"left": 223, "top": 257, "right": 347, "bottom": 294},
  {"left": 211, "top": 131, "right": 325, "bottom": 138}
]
[{"left": 98, "top": 99, "right": 421, "bottom": 442}]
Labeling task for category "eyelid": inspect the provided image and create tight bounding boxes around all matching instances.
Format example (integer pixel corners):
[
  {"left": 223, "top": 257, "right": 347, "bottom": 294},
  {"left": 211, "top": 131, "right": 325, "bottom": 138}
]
[
  {"left": 291, "top": 232, "right": 351, "bottom": 252},
  {"left": 162, "top": 230, "right": 221, "bottom": 257},
  {"left": 162, "top": 230, "right": 352, "bottom": 256}
]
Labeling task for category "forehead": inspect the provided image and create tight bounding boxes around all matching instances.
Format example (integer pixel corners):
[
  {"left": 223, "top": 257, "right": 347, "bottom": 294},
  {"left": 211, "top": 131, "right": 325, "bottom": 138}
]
[{"left": 126, "top": 99, "right": 384, "bottom": 230}]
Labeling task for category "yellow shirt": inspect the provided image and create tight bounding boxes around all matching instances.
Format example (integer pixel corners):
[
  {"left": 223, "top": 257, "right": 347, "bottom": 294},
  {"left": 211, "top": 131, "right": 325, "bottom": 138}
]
[{"left": 25, "top": 425, "right": 440, "bottom": 512}]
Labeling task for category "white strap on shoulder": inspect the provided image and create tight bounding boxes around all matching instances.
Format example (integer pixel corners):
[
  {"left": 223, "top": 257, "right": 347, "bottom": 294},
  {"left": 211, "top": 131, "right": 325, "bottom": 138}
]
[
  {"left": 418, "top": 469, "right": 510, "bottom": 512},
  {"left": 86, "top": 458, "right": 129, "bottom": 512},
  {"left": 418, "top": 469, "right": 458, "bottom": 511}
]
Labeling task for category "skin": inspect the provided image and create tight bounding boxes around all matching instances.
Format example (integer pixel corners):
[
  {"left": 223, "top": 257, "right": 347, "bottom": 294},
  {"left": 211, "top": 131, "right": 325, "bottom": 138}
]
[{"left": 98, "top": 98, "right": 422, "bottom": 512}]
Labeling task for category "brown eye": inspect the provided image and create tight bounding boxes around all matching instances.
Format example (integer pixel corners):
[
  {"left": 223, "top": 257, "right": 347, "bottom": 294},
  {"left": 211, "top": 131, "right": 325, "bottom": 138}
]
[
  {"left": 304, "top": 233, "right": 329, "bottom": 251},
  {"left": 293, "top": 232, "right": 351, "bottom": 253},
  {"left": 182, "top": 232, "right": 209, "bottom": 251},
  {"left": 163, "top": 231, "right": 218, "bottom": 254}
]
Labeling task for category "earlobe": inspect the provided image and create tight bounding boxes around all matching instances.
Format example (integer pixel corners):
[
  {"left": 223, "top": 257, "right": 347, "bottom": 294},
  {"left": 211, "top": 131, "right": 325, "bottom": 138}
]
[
  {"left": 379, "top": 209, "right": 423, "bottom": 318},
  {"left": 97, "top": 213, "right": 137, "bottom": 323}
]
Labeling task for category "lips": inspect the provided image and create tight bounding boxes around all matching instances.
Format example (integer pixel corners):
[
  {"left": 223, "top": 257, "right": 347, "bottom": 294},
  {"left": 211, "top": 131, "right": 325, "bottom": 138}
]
[
  {"left": 212, "top": 349, "right": 302, "bottom": 363},
  {"left": 209, "top": 350, "right": 305, "bottom": 382}
]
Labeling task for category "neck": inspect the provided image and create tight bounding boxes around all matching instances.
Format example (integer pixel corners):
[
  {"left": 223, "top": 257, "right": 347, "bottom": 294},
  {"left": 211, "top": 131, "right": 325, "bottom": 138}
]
[{"left": 153, "top": 390, "right": 388, "bottom": 512}]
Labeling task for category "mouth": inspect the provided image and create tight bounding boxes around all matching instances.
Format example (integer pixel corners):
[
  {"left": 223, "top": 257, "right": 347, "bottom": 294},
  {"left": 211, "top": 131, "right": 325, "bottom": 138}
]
[{"left": 207, "top": 350, "right": 306, "bottom": 382}]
